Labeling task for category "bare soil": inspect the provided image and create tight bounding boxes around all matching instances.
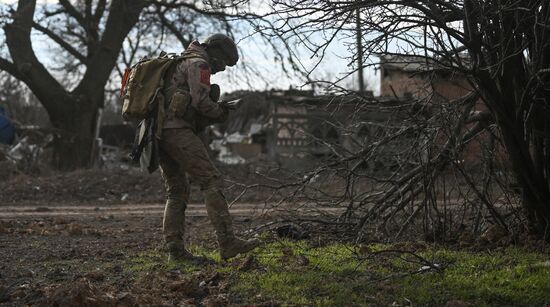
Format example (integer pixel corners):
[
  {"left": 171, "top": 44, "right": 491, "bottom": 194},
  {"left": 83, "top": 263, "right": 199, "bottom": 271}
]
[
  {"left": 1, "top": 168, "right": 548, "bottom": 306},
  {"left": 0, "top": 168, "right": 277, "bottom": 306}
]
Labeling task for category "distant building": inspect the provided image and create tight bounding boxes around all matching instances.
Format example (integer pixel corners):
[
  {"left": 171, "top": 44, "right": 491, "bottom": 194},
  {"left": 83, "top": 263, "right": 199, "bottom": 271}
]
[
  {"left": 379, "top": 54, "right": 505, "bottom": 167},
  {"left": 211, "top": 54, "right": 500, "bottom": 170},
  {"left": 379, "top": 54, "right": 473, "bottom": 102},
  {"left": 218, "top": 89, "right": 417, "bottom": 170}
]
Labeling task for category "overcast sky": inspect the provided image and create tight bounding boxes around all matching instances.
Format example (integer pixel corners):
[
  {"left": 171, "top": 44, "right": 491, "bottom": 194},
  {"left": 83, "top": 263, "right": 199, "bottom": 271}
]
[
  {"left": 214, "top": 33, "right": 380, "bottom": 95},
  {"left": 1, "top": 0, "right": 381, "bottom": 96}
]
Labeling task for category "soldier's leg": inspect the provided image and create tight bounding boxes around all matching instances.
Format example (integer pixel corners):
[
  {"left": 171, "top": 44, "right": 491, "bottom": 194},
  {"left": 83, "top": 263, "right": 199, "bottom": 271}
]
[
  {"left": 159, "top": 140, "right": 193, "bottom": 260},
  {"left": 160, "top": 129, "right": 259, "bottom": 259},
  {"left": 202, "top": 188, "right": 260, "bottom": 259}
]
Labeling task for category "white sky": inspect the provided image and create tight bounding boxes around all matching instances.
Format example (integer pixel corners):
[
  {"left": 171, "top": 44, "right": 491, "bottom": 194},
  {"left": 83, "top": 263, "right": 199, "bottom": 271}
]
[
  {"left": 0, "top": 0, "right": 56, "bottom": 3},
  {"left": 210, "top": 32, "right": 380, "bottom": 95}
]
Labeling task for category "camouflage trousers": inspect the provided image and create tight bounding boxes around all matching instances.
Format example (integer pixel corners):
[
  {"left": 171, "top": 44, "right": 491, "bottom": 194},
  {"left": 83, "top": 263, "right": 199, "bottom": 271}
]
[{"left": 158, "top": 128, "right": 223, "bottom": 247}]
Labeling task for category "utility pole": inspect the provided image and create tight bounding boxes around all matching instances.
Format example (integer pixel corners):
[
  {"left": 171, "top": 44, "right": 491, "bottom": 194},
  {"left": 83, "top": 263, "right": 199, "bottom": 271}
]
[{"left": 356, "top": 7, "right": 365, "bottom": 93}]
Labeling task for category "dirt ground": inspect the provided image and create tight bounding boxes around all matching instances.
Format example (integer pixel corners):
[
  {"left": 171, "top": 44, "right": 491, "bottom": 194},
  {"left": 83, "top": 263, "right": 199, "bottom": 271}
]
[
  {"left": 0, "top": 168, "right": 283, "bottom": 306},
  {"left": 2, "top": 168, "right": 550, "bottom": 306}
]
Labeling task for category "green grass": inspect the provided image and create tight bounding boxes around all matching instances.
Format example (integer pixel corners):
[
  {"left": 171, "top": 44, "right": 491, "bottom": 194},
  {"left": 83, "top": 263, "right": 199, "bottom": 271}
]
[
  {"left": 126, "top": 246, "right": 219, "bottom": 274},
  {"left": 125, "top": 241, "right": 550, "bottom": 306},
  {"left": 393, "top": 247, "right": 550, "bottom": 306},
  {"left": 230, "top": 241, "right": 550, "bottom": 306}
]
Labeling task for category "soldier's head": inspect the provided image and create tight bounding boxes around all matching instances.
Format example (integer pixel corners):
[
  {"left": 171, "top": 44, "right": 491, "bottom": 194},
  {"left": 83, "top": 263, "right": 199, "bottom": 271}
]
[{"left": 202, "top": 33, "right": 239, "bottom": 74}]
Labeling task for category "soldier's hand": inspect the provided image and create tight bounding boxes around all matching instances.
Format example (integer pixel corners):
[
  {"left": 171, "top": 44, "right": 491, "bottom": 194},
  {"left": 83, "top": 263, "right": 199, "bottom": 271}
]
[{"left": 209, "top": 84, "right": 221, "bottom": 102}]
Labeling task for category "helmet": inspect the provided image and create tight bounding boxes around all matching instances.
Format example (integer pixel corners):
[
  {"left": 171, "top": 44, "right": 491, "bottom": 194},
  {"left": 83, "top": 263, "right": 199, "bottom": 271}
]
[{"left": 203, "top": 33, "right": 239, "bottom": 66}]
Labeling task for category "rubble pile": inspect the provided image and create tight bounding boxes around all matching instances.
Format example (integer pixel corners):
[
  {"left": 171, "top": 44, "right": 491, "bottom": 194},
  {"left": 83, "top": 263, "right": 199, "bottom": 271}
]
[{"left": 0, "top": 125, "right": 56, "bottom": 179}]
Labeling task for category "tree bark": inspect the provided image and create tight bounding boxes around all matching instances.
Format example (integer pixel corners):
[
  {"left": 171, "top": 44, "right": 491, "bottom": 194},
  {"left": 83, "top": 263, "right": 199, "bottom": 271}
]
[{"left": 46, "top": 92, "right": 103, "bottom": 170}]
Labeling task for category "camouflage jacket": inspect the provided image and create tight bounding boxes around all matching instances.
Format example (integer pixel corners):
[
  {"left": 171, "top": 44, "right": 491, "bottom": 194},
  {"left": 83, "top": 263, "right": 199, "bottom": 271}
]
[{"left": 163, "top": 41, "right": 227, "bottom": 130}]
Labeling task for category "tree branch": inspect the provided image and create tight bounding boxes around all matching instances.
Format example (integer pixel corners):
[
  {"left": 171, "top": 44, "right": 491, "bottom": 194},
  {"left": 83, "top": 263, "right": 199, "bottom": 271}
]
[
  {"left": 76, "top": 0, "right": 147, "bottom": 94},
  {"left": 58, "top": 0, "right": 87, "bottom": 28},
  {"left": 92, "top": 0, "right": 107, "bottom": 25},
  {"left": 32, "top": 22, "right": 87, "bottom": 63},
  {"left": 155, "top": 6, "right": 191, "bottom": 48},
  {"left": 0, "top": 57, "right": 25, "bottom": 81},
  {"left": 4, "top": 0, "right": 65, "bottom": 109}
]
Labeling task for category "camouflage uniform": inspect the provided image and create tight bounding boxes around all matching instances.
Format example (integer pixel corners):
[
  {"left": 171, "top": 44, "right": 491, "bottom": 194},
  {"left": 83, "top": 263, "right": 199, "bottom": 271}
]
[{"left": 159, "top": 41, "right": 258, "bottom": 260}]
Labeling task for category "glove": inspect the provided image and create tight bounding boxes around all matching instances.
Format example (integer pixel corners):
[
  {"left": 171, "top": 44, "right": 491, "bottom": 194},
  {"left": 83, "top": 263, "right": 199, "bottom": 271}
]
[{"left": 209, "top": 84, "right": 221, "bottom": 102}]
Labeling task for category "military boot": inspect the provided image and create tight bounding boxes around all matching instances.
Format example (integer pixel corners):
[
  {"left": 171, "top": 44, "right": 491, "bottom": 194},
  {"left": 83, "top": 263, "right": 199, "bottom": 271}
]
[
  {"left": 163, "top": 199, "right": 194, "bottom": 260},
  {"left": 204, "top": 189, "right": 260, "bottom": 260},
  {"left": 163, "top": 199, "right": 213, "bottom": 264},
  {"left": 166, "top": 242, "right": 195, "bottom": 261}
]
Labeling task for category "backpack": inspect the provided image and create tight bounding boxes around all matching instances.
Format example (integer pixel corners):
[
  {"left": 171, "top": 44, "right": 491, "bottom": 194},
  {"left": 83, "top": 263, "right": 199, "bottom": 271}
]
[
  {"left": 119, "top": 53, "right": 181, "bottom": 173},
  {"left": 120, "top": 51, "right": 203, "bottom": 173},
  {"left": 119, "top": 53, "right": 181, "bottom": 121}
]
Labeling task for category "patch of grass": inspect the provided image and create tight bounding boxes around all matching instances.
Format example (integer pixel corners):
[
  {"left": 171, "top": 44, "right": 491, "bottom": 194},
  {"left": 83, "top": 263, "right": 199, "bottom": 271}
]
[
  {"left": 396, "top": 247, "right": 550, "bottom": 306},
  {"left": 229, "top": 240, "right": 550, "bottom": 306},
  {"left": 120, "top": 240, "right": 550, "bottom": 305},
  {"left": 232, "top": 240, "right": 377, "bottom": 305},
  {"left": 126, "top": 249, "right": 168, "bottom": 273},
  {"left": 126, "top": 245, "right": 219, "bottom": 274},
  {"left": 127, "top": 249, "right": 196, "bottom": 274}
]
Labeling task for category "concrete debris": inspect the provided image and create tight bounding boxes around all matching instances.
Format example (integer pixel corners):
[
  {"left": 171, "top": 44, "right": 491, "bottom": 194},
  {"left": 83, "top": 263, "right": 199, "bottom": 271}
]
[
  {"left": 0, "top": 136, "right": 47, "bottom": 176},
  {"left": 210, "top": 123, "right": 267, "bottom": 165},
  {"left": 211, "top": 140, "right": 246, "bottom": 165}
]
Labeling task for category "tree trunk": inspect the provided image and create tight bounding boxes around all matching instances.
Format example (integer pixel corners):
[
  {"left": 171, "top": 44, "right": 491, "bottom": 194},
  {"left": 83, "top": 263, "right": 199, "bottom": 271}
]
[
  {"left": 522, "top": 188, "right": 550, "bottom": 239},
  {"left": 50, "top": 111, "right": 97, "bottom": 170},
  {"left": 499, "top": 122, "right": 550, "bottom": 238},
  {"left": 47, "top": 92, "right": 102, "bottom": 170}
]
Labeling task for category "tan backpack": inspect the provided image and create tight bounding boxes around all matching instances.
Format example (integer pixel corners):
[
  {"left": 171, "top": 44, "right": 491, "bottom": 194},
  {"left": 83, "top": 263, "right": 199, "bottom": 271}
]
[{"left": 120, "top": 53, "right": 181, "bottom": 121}]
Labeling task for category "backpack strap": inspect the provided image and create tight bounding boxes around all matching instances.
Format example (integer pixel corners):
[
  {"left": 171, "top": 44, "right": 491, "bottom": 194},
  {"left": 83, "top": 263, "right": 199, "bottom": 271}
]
[{"left": 162, "top": 56, "right": 187, "bottom": 102}]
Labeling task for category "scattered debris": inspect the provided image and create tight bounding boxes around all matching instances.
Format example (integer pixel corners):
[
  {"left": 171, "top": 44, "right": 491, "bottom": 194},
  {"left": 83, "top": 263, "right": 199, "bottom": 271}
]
[
  {"left": 275, "top": 223, "right": 309, "bottom": 240},
  {"left": 41, "top": 279, "right": 116, "bottom": 307},
  {"left": 418, "top": 263, "right": 441, "bottom": 273},
  {"left": 166, "top": 276, "right": 206, "bottom": 299},
  {"left": 479, "top": 224, "right": 508, "bottom": 244}
]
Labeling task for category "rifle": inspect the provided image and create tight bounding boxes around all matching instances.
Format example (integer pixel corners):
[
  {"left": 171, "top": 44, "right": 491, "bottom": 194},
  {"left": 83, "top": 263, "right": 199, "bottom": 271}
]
[{"left": 130, "top": 117, "right": 159, "bottom": 173}]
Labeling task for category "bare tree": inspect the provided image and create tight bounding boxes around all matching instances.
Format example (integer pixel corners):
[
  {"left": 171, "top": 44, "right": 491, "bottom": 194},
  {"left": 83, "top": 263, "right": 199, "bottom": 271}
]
[
  {"left": 245, "top": 1, "right": 550, "bottom": 239},
  {"left": 0, "top": 72, "right": 49, "bottom": 127},
  {"left": 0, "top": 0, "right": 249, "bottom": 170}
]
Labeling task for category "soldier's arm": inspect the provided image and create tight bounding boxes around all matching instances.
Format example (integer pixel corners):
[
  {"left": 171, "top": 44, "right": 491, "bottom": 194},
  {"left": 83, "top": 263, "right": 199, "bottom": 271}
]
[{"left": 187, "top": 61, "right": 228, "bottom": 120}]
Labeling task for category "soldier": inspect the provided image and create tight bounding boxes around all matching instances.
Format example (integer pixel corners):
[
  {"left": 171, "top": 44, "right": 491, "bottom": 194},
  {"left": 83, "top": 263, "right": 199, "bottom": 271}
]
[{"left": 159, "top": 34, "right": 260, "bottom": 261}]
